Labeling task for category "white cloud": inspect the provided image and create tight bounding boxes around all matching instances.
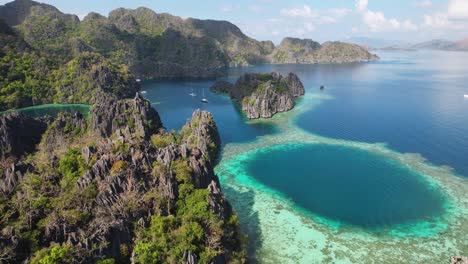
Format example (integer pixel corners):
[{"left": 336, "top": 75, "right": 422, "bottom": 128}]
[
  {"left": 356, "top": 0, "right": 418, "bottom": 32},
  {"left": 402, "top": 19, "right": 418, "bottom": 30},
  {"left": 448, "top": 0, "right": 468, "bottom": 19},
  {"left": 356, "top": 0, "right": 368, "bottom": 12},
  {"left": 416, "top": 0, "right": 432, "bottom": 8},
  {"left": 423, "top": 12, "right": 466, "bottom": 30},
  {"left": 280, "top": 5, "right": 349, "bottom": 24},
  {"left": 423, "top": 0, "right": 468, "bottom": 31},
  {"left": 320, "top": 16, "right": 336, "bottom": 24},
  {"left": 424, "top": 13, "right": 450, "bottom": 28},
  {"left": 280, "top": 5, "right": 317, "bottom": 18},
  {"left": 329, "top": 8, "right": 351, "bottom": 18},
  {"left": 220, "top": 4, "right": 238, "bottom": 13},
  {"left": 274, "top": 4, "right": 351, "bottom": 38}
]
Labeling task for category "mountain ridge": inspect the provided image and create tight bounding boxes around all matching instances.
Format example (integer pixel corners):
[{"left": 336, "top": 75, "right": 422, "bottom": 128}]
[{"left": 0, "top": 0, "right": 378, "bottom": 79}]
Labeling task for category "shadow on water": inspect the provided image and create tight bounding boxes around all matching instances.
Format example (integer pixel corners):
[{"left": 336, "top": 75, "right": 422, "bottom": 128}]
[{"left": 223, "top": 185, "right": 262, "bottom": 263}]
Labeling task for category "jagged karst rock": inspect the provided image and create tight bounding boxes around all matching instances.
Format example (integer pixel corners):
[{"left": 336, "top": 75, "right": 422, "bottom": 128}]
[
  {"left": 40, "top": 112, "right": 88, "bottom": 155},
  {"left": 180, "top": 110, "right": 221, "bottom": 163},
  {"left": 0, "top": 69, "right": 240, "bottom": 264},
  {"left": 0, "top": 112, "right": 48, "bottom": 160},
  {"left": 90, "top": 92, "right": 162, "bottom": 139},
  {"left": 184, "top": 250, "right": 198, "bottom": 264},
  {"left": 0, "top": 162, "right": 31, "bottom": 195},
  {"left": 212, "top": 72, "right": 305, "bottom": 119},
  {"left": 55, "top": 52, "right": 139, "bottom": 105}
]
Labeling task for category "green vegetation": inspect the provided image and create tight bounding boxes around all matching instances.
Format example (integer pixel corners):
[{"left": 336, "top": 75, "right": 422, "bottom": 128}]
[
  {"left": 58, "top": 148, "right": 88, "bottom": 190},
  {"left": 171, "top": 159, "right": 192, "bottom": 183},
  {"left": 150, "top": 131, "right": 178, "bottom": 149},
  {"left": 0, "top": 2, "right": 244, "bottom": 262},
  {"left": 0, "top": 49, "right": 136, "bottom": 111},
  {"left": 30, "top": 244, "right": 75, "bottom": 264},
  {"left": 110, "top": 160, "right": 127, "bottom": 175},
  {"left": 134, "top": 180, "right": 244, "bottom": 263},
  {"left": 0, "top": 50, "right": 52, "bottom": 110}
]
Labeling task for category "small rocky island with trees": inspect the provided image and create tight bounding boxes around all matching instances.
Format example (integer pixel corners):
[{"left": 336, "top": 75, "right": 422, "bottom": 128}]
[{"left": 211, "top": 72, "right": 305, "bottom": 119}]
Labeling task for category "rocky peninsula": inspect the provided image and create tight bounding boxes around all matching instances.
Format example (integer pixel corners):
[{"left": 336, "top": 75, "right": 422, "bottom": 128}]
[
  {"left": 211, "top": 72, "right": 305, "bottom": 119},
  {"left": 0, "top": 92, "right": 245, "bottom": 263}
]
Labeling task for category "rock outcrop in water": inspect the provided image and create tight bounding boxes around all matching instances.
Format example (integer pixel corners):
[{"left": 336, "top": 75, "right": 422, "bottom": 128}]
[
  {"left": 211, "top": 72, "right": 305, "bottom": 119},
  {"left": 0, "top": 93, "right": 245, "bottom": 263}
]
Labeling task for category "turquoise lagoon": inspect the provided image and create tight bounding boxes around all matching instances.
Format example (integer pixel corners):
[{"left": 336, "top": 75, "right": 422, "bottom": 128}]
[{"left": 0, "top": 103, "right": 90, "bottom": 118}]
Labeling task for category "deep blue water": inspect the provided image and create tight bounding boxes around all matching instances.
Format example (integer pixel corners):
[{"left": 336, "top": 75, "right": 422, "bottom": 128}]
[
  {"left": 143, "top": 50, "right": 468, "bottom": 176},
  {"left": 243, "top": 143, "right": 445, "bottom": 229},
  {"left": 141, "top": 80, "right": 276, "bottom": 144},
  {"left": 295, "top": 51, "right": 468, "bottom": 177}
]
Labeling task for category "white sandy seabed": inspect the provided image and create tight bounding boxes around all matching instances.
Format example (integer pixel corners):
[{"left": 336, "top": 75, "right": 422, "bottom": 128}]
[{"left": 214, "top": 92, "right": 468, "bottom": 263}]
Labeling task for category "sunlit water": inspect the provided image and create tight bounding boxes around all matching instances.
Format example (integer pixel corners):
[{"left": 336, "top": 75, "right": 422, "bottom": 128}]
[{"left": 141, "top": 50, "right": 467, "bottom": 263}]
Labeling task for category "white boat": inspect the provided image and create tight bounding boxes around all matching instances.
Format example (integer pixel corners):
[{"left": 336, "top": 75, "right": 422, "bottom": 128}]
[
  {"left": 140, "top": 91, "right": 147, "bottom": 94},
  {"left": 201, "top": 88, "right": 208, "bottom": 103},
  {"left": 136, "top": 79, "right": 141, "bottom": 82},
  {"left": 464, "top": 94, "right": 468, "bottom": 98},
  {"left": 189, "top": 93, "right": 197, "bottom": 97}
]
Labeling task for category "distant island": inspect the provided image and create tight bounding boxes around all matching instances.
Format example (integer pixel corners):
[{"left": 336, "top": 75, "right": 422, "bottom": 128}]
[
  {"left": 347, "top": 36, "right": 468, "bottom": 52},
  {"left": 270, "top": 38, "right": 379, "bottom": 64},
  {"left": 210, "top": 72, "right": 305, "bottom": 119},
  {"left": 0, "top": 0, "right": 378, "bottom": 111}
]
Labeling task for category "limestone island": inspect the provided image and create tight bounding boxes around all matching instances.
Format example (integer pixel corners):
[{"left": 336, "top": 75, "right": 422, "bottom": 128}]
[{"left": 210, "top": 72, "right": 305, "bottom": 119}]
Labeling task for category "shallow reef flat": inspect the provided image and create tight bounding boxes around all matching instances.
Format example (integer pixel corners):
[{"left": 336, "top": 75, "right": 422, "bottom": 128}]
[{"left": 215, "top": 92, "right": 468, "bottom": 263}]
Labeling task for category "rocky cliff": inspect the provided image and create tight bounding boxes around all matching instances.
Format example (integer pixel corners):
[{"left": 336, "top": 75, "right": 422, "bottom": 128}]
[
  {"left": 271, "top": 38, "right": 379, "bottom": 64},
  {"left": 0, "top": 0, "right": 379, "bottom": 82},
  {"left": 0, "top": 112, "right": 48, "bottom": 160},
  {"left": 0, "top": 93, "right": 245, "bottom": 263},
  {"left": 211, "top": 72, "right": 305, "bottom": 119}
]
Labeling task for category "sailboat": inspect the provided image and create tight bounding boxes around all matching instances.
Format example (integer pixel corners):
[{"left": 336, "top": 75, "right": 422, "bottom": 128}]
[{"left": 201, "top": 88, "right": 208, "bottom": 103}]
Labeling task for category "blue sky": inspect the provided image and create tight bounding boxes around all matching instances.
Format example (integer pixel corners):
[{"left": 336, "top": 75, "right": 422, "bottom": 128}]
[{"left": 1, "top": 0, "right": 467, "bottom": 43}]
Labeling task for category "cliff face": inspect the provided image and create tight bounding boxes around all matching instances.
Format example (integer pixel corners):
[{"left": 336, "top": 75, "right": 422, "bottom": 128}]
[
  {"left": 0, "top": 93, "right": 245, "bottom": 263},
  {"left": 0, "top": 112, "right": 48, "bottom": 160},
  {"left": 271, "top": 38, "right": 379, "bottom": 64},
  {"left": 211, "top": 72, "right": 305, "bottom": 119}
]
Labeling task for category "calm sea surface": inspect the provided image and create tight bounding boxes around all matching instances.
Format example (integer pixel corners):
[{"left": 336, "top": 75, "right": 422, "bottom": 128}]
[{"left": 143, "top": 50, "right": 468, "bottom": 177}]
